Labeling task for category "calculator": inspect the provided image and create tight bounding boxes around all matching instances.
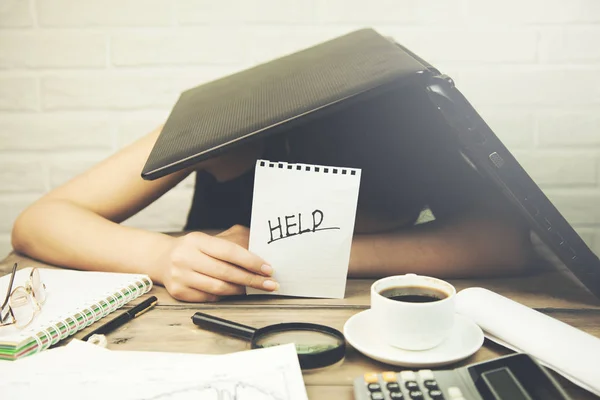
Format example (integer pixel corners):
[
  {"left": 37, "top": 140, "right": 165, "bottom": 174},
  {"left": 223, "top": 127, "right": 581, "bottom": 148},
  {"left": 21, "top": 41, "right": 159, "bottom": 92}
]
[{"left": 353, "top": 353, "right": 572, "bottom": 400}]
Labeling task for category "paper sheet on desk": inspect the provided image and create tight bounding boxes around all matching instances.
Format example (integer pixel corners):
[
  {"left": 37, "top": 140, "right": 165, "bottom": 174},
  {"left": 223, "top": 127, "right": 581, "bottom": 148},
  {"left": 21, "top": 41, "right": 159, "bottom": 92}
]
[
  {"left": 0, "top": 341, "right": 308, "bottom": 400},
  {"left": 455, "top": 287, "right": 600, "bottom": 397},
  {"left": 247, "top": 160, "right": 361, "bottom": 299}
]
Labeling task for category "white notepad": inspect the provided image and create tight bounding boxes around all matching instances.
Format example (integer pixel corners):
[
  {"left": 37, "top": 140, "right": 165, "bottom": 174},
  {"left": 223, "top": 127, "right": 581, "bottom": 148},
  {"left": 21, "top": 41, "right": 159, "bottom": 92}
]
[
  {"left": 0, "top": 268, "right": 152, "bottom": 361},
  {"left": 247, "top": 159, "right": 361, "bottom": 299}
]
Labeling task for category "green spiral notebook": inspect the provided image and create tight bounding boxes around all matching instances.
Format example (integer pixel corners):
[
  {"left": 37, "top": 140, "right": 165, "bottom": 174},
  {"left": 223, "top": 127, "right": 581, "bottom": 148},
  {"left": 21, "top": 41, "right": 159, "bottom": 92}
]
[{"left": 0, "top": 267, "right": 152, "bottom": 361}]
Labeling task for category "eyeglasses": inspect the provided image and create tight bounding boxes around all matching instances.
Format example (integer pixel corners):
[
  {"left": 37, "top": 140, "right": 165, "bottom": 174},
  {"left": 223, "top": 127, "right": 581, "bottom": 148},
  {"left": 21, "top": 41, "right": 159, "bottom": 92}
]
[{"left": 0, "top": 263, "right": 47, "bottom": 329}]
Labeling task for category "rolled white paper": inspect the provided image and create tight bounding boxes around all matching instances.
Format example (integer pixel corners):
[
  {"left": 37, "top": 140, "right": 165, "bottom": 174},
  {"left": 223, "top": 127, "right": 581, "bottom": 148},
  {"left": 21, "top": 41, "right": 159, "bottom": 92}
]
[{"left": 456, "top": 287, "right": 600, "bottom": 396}]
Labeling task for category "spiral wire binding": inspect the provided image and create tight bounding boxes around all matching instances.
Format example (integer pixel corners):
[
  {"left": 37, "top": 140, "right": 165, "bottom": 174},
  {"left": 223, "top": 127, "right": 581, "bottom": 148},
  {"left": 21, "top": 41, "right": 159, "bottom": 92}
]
[
  {"left": 257, "top": 159, "right": 359, "bottom": 176},
  {"left": 19, "top": 275, "right": 152, "bottom": 357}
]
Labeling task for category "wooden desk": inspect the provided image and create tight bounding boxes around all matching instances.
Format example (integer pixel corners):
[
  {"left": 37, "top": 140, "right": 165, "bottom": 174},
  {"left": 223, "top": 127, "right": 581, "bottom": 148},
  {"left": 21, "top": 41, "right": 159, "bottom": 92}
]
[{"left": 2, "top": 252, "right": 599, "bottom": 400}]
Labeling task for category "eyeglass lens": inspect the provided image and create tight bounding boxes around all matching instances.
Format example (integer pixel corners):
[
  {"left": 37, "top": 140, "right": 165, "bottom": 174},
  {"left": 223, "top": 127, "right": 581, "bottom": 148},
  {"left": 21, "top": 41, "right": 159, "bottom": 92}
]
[
  {"left": 10, "top": 286, "right": 35, "bottom": 329},
  {"left": 30, "top": 268, "right": 46, "bottom": 304}
]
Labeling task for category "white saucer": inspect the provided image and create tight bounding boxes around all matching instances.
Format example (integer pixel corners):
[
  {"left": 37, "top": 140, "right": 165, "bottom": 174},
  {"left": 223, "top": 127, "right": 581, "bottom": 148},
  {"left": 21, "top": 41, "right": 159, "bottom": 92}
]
[{"left": 344, "top": 310, "right": 484, "bottom": 368}]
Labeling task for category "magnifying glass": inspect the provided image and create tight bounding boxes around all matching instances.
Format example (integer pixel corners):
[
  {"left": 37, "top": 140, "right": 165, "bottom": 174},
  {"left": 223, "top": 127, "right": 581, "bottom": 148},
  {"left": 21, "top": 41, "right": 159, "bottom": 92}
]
[{"left": 191, "top": 312, "right": 346, "bottom": 369}]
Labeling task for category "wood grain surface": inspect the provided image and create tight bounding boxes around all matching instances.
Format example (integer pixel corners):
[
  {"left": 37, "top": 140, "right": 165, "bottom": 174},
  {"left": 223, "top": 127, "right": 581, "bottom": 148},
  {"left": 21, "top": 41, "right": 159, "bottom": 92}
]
[{"left": 2, "top": 251, "right": 600, "bottom": 400}]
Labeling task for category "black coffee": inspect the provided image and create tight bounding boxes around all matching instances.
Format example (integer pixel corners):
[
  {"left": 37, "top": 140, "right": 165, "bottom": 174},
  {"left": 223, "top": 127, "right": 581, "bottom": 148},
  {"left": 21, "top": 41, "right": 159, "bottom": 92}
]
[{"left": 379, "top": 286, "right": 448, "bottom": 303}]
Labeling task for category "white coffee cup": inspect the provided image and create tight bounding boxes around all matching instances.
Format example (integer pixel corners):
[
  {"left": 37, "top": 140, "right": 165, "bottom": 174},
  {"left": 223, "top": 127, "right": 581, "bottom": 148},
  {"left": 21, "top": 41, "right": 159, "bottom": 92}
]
[{"left": 371, "top": 273, "right": 456, "bottom": 351}]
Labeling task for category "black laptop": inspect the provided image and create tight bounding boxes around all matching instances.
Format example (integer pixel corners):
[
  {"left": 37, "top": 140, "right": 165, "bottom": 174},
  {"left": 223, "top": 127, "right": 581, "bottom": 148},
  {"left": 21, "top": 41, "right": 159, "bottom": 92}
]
[{"left": 142, "top": 28, "right": 600, "bottom": 299}]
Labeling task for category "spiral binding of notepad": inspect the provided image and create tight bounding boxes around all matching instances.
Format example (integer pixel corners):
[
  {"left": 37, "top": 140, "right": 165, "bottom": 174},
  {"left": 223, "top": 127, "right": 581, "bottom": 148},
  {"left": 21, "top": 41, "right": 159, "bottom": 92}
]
[
  {"left": 258, "top": 160, "right": 359, "bottom": 176},
  {"left": 19, "top": 276, "right": 152, "bottom": 358}
]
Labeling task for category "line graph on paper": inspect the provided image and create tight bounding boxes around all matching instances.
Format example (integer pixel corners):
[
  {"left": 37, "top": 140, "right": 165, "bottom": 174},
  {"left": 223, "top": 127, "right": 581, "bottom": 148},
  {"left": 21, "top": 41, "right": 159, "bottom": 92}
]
[{"left": 145, "top": 368, "right": 291, "bottom": 400}]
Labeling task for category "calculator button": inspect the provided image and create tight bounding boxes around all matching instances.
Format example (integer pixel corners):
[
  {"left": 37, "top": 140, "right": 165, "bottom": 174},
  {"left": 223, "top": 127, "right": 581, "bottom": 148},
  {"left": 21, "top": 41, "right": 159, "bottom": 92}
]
[
  {"left": 409, "top": 390, "right": 424, "bottom": 399},
  {"left": 405, "top": 381, "right": 419, "bottom": 390},
  {"left": 424, "top": 380, "right": 439, "bottom": 390},
  {"left": 382, "top": 371, "right": 397, "bottom": 382},
  {"left": 387, "top": 382, "right": 401, "bottom": 392},
  {"left": 429, "top": 389, "right": 445, "bottom": 399},
  {"left": 390, "top": 392, "right": 404, "bottom": 399},
  {"left": 364, "top": 373, "right": 379, "bottom": 384},
  {"left": 400, "top": 371, "right": 417, "bottom": 381},
  {"left": 367, "top": 383, "right": 381, "bottom": 392},
  {"left": 418, "top": 369, "right": 434, "bottom": 380},
  {"left": 370, "top": 392, "right": 385, "bottom": 400},
  {"left": 448, "top": 387, "right": 463, "bottom": 398}
]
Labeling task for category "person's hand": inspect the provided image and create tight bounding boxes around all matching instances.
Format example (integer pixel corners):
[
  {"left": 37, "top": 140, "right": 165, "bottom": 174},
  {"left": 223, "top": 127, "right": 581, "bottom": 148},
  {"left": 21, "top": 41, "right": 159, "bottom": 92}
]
[
  {"left": 215, "top": 223, "right": 250, "bottom": 249},
  {"left": 158, "top": 225, "right": 277, "bottom": 302}
]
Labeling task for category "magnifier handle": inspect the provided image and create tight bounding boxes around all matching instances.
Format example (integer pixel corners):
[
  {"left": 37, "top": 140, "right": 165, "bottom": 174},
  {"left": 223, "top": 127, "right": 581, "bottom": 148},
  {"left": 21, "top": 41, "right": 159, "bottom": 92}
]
[{"left": 192, "top": 312, "right": 256, "bottom": 341}]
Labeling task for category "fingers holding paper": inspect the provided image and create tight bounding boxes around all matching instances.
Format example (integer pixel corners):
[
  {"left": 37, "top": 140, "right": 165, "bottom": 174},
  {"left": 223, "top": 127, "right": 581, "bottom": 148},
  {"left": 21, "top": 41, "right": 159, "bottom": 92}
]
[
  {"left": 181, "top": 272, "right": 245, "bottom": 296},
  {"left": 159, "top": 230, "right": 278, "bottom": 302},
  {"left": 211, "top": 225, "right": 268, "bottom": 275},
  {"left": 182, "top": 241, "right": 279, "bottom": 292}
]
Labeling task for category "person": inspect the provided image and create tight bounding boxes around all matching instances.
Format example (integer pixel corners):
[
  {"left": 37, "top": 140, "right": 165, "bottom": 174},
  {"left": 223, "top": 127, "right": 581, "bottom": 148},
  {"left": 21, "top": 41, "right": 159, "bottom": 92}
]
[{"left": 10, "top": 86, "right": 534, "bottom": 303}]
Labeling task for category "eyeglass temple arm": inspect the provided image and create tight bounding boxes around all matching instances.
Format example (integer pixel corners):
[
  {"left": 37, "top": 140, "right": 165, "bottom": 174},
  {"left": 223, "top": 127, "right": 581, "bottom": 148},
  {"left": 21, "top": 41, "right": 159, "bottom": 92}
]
[{"left": 1, "top": 263, "right": 17, "bottom": 312}]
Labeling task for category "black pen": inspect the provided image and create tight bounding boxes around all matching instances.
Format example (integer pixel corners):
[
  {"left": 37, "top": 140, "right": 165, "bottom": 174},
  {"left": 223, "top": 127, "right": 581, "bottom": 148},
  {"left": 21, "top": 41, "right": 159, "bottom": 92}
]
[{"left": 81, "top": 296, "right": 158, "bottom": 341}]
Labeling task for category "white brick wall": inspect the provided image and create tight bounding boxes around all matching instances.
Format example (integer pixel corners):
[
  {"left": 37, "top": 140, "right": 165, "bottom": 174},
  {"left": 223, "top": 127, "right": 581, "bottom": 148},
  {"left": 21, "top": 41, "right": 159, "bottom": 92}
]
[
  {"left": 0, "top": 76, "right": 38, "bottom": 111},
  {"left": 0, "top": 32, "right": 107, "bottom": 68},
  {"left": 36, "top": 0, "right": 174, "bottom": 27},
  {"left": 1, "top": 0, "right": 599, "bottom": 259},
  {"left": 0, "top": 0, "right": 33, "bottom": 28}
]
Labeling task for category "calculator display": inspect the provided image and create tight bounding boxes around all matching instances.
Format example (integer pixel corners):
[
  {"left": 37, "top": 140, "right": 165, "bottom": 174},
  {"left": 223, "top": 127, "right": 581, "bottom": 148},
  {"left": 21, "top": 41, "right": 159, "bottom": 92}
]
[
  {"left": 481, "top": 367, "right": 532, "bottom": 400},
  {"left": 468, "top": 353, "right": 567, "bottom": 400}
]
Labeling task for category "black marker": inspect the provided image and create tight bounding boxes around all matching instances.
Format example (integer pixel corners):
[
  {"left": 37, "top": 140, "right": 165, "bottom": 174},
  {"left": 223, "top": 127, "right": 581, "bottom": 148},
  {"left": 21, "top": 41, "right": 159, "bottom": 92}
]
[{"left": 81, "top": 296, "right": 158, "bottom": 341}]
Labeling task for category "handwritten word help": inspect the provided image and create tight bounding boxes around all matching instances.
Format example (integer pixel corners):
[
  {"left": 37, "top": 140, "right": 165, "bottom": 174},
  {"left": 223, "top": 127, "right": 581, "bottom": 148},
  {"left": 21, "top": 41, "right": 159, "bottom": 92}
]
[{"left": 267, "top": 209, "right": 340, "bottom": 244}]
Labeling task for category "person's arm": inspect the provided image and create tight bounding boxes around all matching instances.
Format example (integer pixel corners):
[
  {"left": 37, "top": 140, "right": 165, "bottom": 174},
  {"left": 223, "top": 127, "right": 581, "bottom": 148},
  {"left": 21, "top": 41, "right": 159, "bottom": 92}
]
[
  {"left": 11, "top": 126, "right": 278, "bottom": 302},
  {"left": 12, "top": 126, "right": 183, "bottom": 278},
  {"left": 348, "top": 203, "right": 534, "bottom": 278}
]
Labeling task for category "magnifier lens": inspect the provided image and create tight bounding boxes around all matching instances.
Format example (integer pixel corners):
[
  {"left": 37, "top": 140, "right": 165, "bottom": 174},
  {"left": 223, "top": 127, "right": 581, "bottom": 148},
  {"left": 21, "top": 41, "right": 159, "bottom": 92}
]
[{"left": 255, "top": 329, "right": 343, "bottom": 355}]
